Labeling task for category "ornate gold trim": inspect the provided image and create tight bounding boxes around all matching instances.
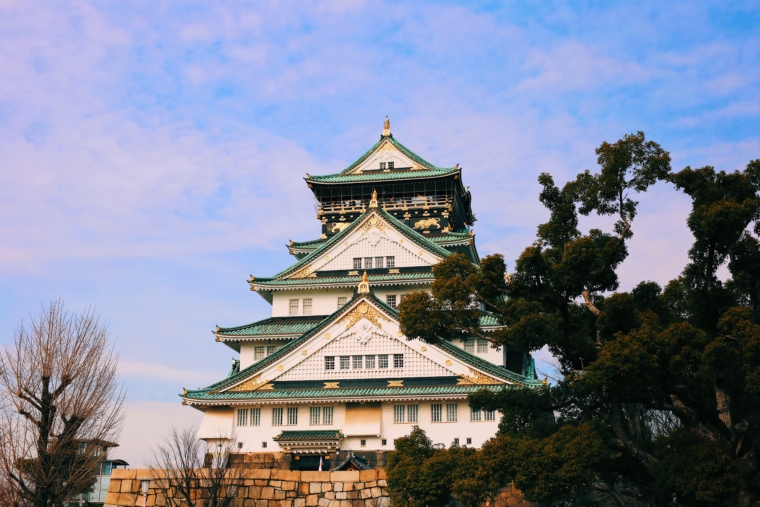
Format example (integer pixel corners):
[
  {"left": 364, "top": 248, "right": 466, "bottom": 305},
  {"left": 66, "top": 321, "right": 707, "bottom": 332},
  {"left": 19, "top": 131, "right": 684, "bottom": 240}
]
[
  {"left": 457, "top": 368, "right": 503, "bottom": 385},
  {"left": 290, "top": 263, "right": 315, "bottom": 279},
  {"left": 324, "top": 382, "right": 340, "bottom": 389},
  {"left": 388, "top": 380, "right": 404, "bottom": 387},
  {"left": 360, "top": 215, "right": 387, "bottom": 236},
  {"left": 357, "top": 271, "right": 370, "bottom": 294},
  {"left": 338, "top": 302, "right": 390, "bottom": 330},
  {"left": 228, "top": 374, "right": 270, "bottom": 393}
]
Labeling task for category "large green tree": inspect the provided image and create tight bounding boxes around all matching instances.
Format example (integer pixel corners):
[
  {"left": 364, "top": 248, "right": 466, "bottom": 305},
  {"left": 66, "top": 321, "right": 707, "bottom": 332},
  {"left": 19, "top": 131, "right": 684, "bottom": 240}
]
[{"left": 391, "top": 133, "right": 760, "bottom": 507}]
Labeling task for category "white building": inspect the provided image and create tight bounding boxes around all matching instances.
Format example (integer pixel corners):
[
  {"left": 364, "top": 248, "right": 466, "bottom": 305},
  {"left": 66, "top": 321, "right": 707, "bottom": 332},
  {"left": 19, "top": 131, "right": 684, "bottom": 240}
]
[{"left": 181, "top": 118, "right": 540, "bottom": 470}]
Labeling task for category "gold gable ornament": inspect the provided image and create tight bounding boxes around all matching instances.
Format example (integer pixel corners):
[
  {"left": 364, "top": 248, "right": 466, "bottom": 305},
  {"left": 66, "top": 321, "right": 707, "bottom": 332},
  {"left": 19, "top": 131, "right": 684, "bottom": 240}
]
[
  {"left": 382, "top": 115, "right": 391, "bottom": 137},
  {"left": 227, "top": 374, "right": 270, "bottom": 393},
  {"left": 357, "top": 271, "right": 370, "bottom": 294}
]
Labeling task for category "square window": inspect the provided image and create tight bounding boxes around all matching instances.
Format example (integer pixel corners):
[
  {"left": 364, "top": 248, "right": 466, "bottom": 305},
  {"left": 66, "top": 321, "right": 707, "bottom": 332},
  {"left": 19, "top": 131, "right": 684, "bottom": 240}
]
[
  {"left": 251, "top": 408, "right": 261, "bottom": 426},
  {"left": 407, "top": 405, "right": 418, "bottom": 423},
  {"left": 431, "top": 404, "right": 442, "bottom": 423},
  {"left": 310, "top": 407, "right": 320, "bottom": 426},
  {"left": 323, "top": 406, "right": 334, "bottom": 425},
  {"left": 382, "top": 439, "right": 387, "bottom": 446},
  {"left": 340, "top": 356, "right": 350, "bottom": 369},
  {"left": 477, "top": 339, "right": 488, "bottom": 353},
  {"left": 386, "top": 256, "right": 395, "bottom": 268},
  {"left": 447, "top": 404, "right": 458, "bottom": 422},
  {"left": 388, "top": 161, "right": 394, "bottom": 169},
  {"left": 467, "top": 438, "right": 472, "bottom": 445},
  {"left": 464, "top": 339, "right": 475, "bottom": 353},
  {"left": 254, "top": 346, "right": 266, "bottom": 361},
  {"left": 360, "top": 439, "right": 367, "bottom": 447},
  {"left": 393, "top": 354, "right": 404, "bottom": 368},
  {"left": 365, "top": 355, "right": 376, "bottom": 369},
  {"left": 470, "top": 408, "right": 482, "bottom": 421},
  {"left": 289, "top": 299, "right": 299, "bottom": 316},
  {"left": 364, "top": 257, "right": 373, "bottom": 269},
  {"left": 303, "top": 298, "right": 312, "bottom": 316},
  {"left": 353, "top": 356, "right": 363, "bottom": 369},
  {"left": 378, "top": 354, "right": 389, "bottom": 369},
  {"left": 379, "top": 162, "right": 386, "bottom": 170},
  {"left": 325, "top": 356, "right": 335, "bottom": 370},
  {"left": 485, "top": 410, "right": 496, "bottom": 421},
  {"left": 386, "top": 295, "right": 397, "bottom": 308},
  {"left": 287, "top": 407, "right": 298, "bottom": 425},
  {"left": 337, "top": 296, "right": 347, "bottom": 309},
  {"left": 353, "top": 258, "right": 362, "bottom": 269},
  {"left": 237, "top": 408, "right": 248, "bottom": 426},
  {"left": 262, "top": 441, "right": 267, "bottom": 449},
  {"left": 394, "top": 405, "right": 405, "bottom": 423},
  {"left": 454, "top": 438, "right": 459, "bottom": 445},
  {"left": 266, "top": 345, "right": 276, "bottom": 356},
  {"left": 375, "top": 257, "right": 384, "bottom": 268},
  {"left": 272, "top": 408, "right": 283, "bottom": 426}
]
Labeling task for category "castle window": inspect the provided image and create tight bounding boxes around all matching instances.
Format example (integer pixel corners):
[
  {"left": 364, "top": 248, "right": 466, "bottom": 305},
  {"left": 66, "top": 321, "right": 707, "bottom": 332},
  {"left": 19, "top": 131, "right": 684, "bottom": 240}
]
[
  {"left": 289, "top": 299, "right": 299, "bottom": 316},
  {"left": 353, "top": 356, "right": 363, "bottom": 369},
  {"left": 251, "top": 408, "right": 261, "bottom": 426},
  {"left": 447, "top": 404, "right": 458, "bottom": 422},
  {"left": 287, "top": 407, "right": 298, "bottom": 425},
  {"left": 467, "top": 438, "right": 472, "bottom": 445},
  {"left": 454, "top": 438, "right": 459, "bottom": 445},
  {"left": 266, "top": 345, "right": 277, "bottom": 356},
  {"left": 379, "top": 162, "right": 386, "bottom": 170},
  {"left": 470, "top": 408, "right": 482, "bottom": 421},
  {"left": 375, "top": 257, "right": 384, "bottom": 268},
  {"left": 310, "top": 407, "right": 320, "bottom": 426},
  {"left": 325, "top": 356, "right": 335, "bottom": 370},
  {"left": 394, "top": 405, "right": 405, "bottom": 423},
  {"left": 388, "top": 161, "right": 394, "bottom": 169},
  {"left": 407, "top": 405, "right": 418, "bottom": 423},
  {"left": 237, "top": 408, "right": 248, "bottom": 426},
  {"left": 477, "top": 339, "right": 488, "bottom": 353},
  {"left": 272, "top": 408, "right": 283, "bottom": 426},
  {"left": 386, "top": 256, "right": 395, "bottom": 268},
  {"left": 254, "top": 346, "right": 266, "bottom": 361},
  {"left": 364, "top": 257, "right": 373, "bottom": 269},
  {"left": 340, "top": 356, "right": 350, "bottom": 369},
  {"left": 303, "top": 298, "right": 312, "bottom": 315},
  {"left": 382, "top": 439, "right": 387, "bottom": 446},
  {"left": 393, "top": 354, "right": 404, "bottom": 368},
  {"left": 360, "top": 439, "right": 367, "bottom": 447},
  {"left": 365, "top": 355, "right": 376, "bottom": 369},
  {"left": 464, "top": 339, "right": 475, "bottom": 353},
  {"left": 323, "top": 406, "right": 334, "bottom": 425},
  {"left": 337, "top": 296, "right": 347, "bottom": 309},
  {"left": 386, "top": 295, "right": 397, "bottom": 308},
  {"left": 353, "top": 258, "right": 362, "bottom": 269},
  {"left": 485, "top": 410, "right": 496, "bottom": 421},
  {"left": 262, "top": 441, "right": 267, "bottom": 449},
  {"left": 378, "top": 354, "right": 389, "bottom": 369},
  {"left": 431, "top": 404, "right": 442, "bottom": 423}
]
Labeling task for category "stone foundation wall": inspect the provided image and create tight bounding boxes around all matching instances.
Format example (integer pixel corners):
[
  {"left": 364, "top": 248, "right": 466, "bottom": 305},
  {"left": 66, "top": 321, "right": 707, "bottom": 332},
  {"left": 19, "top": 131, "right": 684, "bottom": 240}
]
[{"left": 104, "top": 468, "right": 534, "bottom": 507}]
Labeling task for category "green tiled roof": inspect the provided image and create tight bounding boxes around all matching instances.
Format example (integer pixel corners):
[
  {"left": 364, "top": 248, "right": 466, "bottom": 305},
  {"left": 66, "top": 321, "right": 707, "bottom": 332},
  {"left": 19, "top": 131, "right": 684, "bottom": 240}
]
[
  {"left": 274, "top": 430, "right": 343, "bottom": 441},
  {"left": 479, "top": 312, "right": 503, "bottom": 327},
  {"left": 289, "top": 238, "right": 325, "bottom": 248},
  {"left": 252, "top": 272, "right": 434, "bottom": 288},
  {"left": 184, "top": 384, "right": 511, "bottom": 401},
  {"left": 217, "top": 316, "right": 325, "bottom": 337}
]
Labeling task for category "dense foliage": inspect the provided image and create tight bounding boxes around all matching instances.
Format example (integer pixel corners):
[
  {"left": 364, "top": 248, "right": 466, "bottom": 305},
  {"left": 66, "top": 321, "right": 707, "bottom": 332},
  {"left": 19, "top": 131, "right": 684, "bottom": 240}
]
[{"left": 390, "top": 133, "right": 760, "bottom": 507}]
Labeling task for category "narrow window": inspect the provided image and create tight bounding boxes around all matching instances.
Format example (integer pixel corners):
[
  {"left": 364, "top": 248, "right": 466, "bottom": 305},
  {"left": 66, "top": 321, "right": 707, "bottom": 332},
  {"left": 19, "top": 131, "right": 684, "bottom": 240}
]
[
  {"left": 365, "top": 355, "right": 376, "bottom": 369},
  {"left": 466, "top": 437, "right": 472, "bottom": 445},
  {"left": 272, "top": 408, "right": 283, "bottom": 426},
  {"left": 447, "top": 404, "right": 458, "bottom": 422},
  {"left": 337, "top": 296, "right": 347, "bottom": 309},
  {"left": 364, "top": 257, "right": 373, "bottom": 269},
  {"left": 477, "top": 339, "right": 488, "bottom": 353},
  {"left": 287, "top": 407, "right": 298, "bottom": 425},
  {"left": 302, "top": 298, "right": 312, "bottom": 316},
  {"left": 394, "top": 405, "right": 405, "bottom": 423},
  {"left": 340, "top": 356, "right": 350, "bottom": 369},
  {"left": 393, "top": 354, "right": 404, "bottom": 368},
  {"left": 360, "top": 439, "right": 367, "bottom": 447},
  {"left": 378, "top": 354, "right": 389, "bottom": 369},
  {"left": 353, "top": 355, "right": 363, "bottom": 369},
  {"left": 325, "top": 356, "right": 335, "bottom": 370},
  {"left": 254, "top": 346, "right": 266, "bottom": 361},
  {"left": 379, "top": 162, "right": 386, "bottom": 170},
  {"left": 454, "top": 438, "right": 460, "bottom": 445},
  {"left": 431, "top": 404, "right": 442, "bottom": 423},
  {"left": 470, "top": 408, "right": 482, "bottom": 421},
  {"left": 237, "top": 408, "right": 248, "bottom": 426},
  {"left": 310, "top": 407, "right": 320, "bottom": 426},
  {"left": 375, "top": 257, "right": 384, "bottom": 268},
  {"left": 485, "top": 410, "right": 496, "bottom": 421},
  {"left": 353, "top": 258, "right": 362, "bottom": 269},
  {"left": 382, "top": 439, "right": 387, "bottom": 446},
  {"left": 262, "top": 441, "right": 267, "bottom": 449},
  {"left": 289, "top": 299, "right": 299, "bottom": 316},
  {"left": 388, "top": 161, "right": 394, "bottom": 170},
  {"left": 407, "top": 405, "right": 418, "bottom": 423},
  {"left": 323, "top": 406, "right": 334, "bottom": 425},
  {"left": 464, "top": 339, "right": 475, "bottom": 353},
  {"left": 266, "top": 345, "right": 277, "bottom": 356},
  {"left": 386, "top": 256, "right": 395, "bottom": 268},
  {"left": 251, "top": 408, "right": 261, "bottom": 426},
  {"left": 386, "top": 295, "right": 397, "bottom": 308}
]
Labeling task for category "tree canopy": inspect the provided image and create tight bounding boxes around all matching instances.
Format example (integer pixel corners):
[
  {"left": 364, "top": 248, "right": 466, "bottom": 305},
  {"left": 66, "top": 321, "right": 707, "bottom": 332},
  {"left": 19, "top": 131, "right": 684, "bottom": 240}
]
[{"left": 391, "top": 133, "right": 760, "bottom": 507}]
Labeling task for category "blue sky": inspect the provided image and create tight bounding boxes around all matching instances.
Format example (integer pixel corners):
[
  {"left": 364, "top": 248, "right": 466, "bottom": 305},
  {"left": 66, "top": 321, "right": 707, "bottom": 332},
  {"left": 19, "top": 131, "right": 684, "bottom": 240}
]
[{"left": 1, "top": 0, "right": 758, "bottom": 466}]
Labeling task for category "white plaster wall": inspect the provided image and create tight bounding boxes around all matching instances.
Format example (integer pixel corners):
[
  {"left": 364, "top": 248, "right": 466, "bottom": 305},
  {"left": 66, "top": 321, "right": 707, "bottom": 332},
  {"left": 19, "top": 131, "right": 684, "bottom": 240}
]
[
  {"left": 270, "top": 287, "right": 430, "bottom": 317},
  {"left": 452, "top": 337, "right": 504, "bottom": 368},
  {"left": 239, "top": 339, "right": 292, "bottom": 370}
]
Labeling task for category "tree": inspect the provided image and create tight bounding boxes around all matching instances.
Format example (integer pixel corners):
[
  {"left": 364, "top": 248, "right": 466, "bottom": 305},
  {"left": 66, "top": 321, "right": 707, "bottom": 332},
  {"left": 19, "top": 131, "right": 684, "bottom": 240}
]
[
  {"left": 149, "top": 426, "right": 242, "bottom": 507},
  {"left": 395, "top": 132, "right": 760, "bottom": 506},
  {"left": 0, "top": 300, "right": 125, "bottom": 507}
]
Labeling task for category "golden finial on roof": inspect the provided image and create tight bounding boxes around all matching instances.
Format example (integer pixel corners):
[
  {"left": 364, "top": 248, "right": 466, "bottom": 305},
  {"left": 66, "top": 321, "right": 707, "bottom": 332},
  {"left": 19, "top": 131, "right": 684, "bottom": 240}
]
[
  {"left": 382, "top": 116, "right": 391, "bottom": 136},
  {"left": 369, "top": 189, "right": 379, "bottom": 208},
  {"left": 358, "top": 271, "right": 370, "bottom": 294},
  {"left": 455, "top": 163, "right": 460, "bottom": 169},
  {"left": 215, "top": 325, "right": 220, "bottom": 332},
  {"left": 249, "top": 274, "right": 254, "bottom": 282}
]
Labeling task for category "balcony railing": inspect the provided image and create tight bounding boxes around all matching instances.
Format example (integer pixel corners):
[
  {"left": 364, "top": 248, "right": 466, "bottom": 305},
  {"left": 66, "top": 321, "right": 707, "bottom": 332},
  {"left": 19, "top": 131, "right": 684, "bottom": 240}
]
[{"left": 317, "top": 195, "right": 452, "bottom": 215}]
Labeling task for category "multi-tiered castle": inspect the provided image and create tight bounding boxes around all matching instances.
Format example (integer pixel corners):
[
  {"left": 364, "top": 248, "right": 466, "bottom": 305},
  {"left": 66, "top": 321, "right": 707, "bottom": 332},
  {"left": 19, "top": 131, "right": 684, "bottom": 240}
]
[{"left": 181, "top": 118, "right": 540, "bottom": 470}]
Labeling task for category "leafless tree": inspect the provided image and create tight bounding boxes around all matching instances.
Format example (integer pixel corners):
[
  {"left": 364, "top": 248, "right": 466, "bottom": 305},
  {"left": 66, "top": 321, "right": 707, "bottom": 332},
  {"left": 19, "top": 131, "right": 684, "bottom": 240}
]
[
  {"left": 149, "top": 426, "right": 242, "bottom": 507},
  {"left": 0, "top": 300, "right": 125, "bottom": 507}
]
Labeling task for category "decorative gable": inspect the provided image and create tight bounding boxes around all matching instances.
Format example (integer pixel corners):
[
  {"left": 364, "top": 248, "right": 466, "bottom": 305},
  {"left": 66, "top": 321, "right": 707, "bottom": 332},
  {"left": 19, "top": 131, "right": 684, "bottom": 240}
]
[{"left": 347, "top": 138, "right": 426, "bottom": 174}]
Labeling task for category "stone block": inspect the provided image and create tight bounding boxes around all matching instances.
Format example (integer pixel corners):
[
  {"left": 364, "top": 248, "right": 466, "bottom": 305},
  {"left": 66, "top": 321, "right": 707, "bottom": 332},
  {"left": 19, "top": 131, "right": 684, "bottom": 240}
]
[
  {"left": 275, "top": 489, "right": 286, "bottom": 500},
  {"left": 324, "top": 491, "right": 335, "bottom": 500},
  {"left": 248, "top": 486, "right": 262, "bottom": 498},
  {"left": 361, "top": 489, "right": 372, "bottom": 499},
  {"left": 343, "top": 482, "right": 354, "bottom": 491},
  {"left": 301, "top": 471, "right": 330, "bottom": 482},
  {"left": 270, "top": 480, "right": 282, "bottom": 488},
  {"left": 330, "top": 471, "right": 360, "bottom": 483},
  {"left": 294, "top": 499, "right": 306, "bottom": 507},
  {"left": 120, "top": 480, "right": 132, "bottom": 493},
  {"left": 377, "top": 469, "right": 387, "bottom": 480},
  {"left": 340, "top": 501, "right": 353, "bottom": 507},
  {"left": 364, "top": 481, "right": 376, "bottom": 488},
  {"left": 310, "top": 482, "right": 322, "bottom": 494},
  {"left": 272, "top": 470, "right": 301, "bottom": 482},
  {"left": 113, "top": 469, "right": 137, "bottom": 480},
  {"left": 321, "top": 482, "right": 332, "bottom": 493},
  {"left": 247, "top": 469, "right": 272, "bottom": 480},
  {"left": 262, "top": 487, "right": 275, "bottom": 500},
  {"left": 328, "top": 501, "right": 340, "bottom": 507},
  {"left": 376, "top": 480, "right": 387, "bottom": 487},
  {"left": 371, "top": 487, "right": 382, "bottom": 498},
  {"left": 255, "top": 501, "right": 268, "bottom": 507},
  {"left": 333, "top": 483, "right": 343, "bottom": 492},
  {"left": 359, "top": 470, "right": 377, "bottom": 482},
  {"left": 282, "top": 481, "right": 296, "bottom": 491},
  {"left": 317, "top": 499, "right": 331, "bottom": 507},
  {"left": 335, "top": 492, "right": 346, "bottom": 500},
  {"left": 256, "top": 480, "right": 270, "bottom": 486},
  {"left": 305, "top": 494, "right": 319, "bottom": 506},
  {"left": 299, "top": 483, "right": 311, "bottom": 495}
]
